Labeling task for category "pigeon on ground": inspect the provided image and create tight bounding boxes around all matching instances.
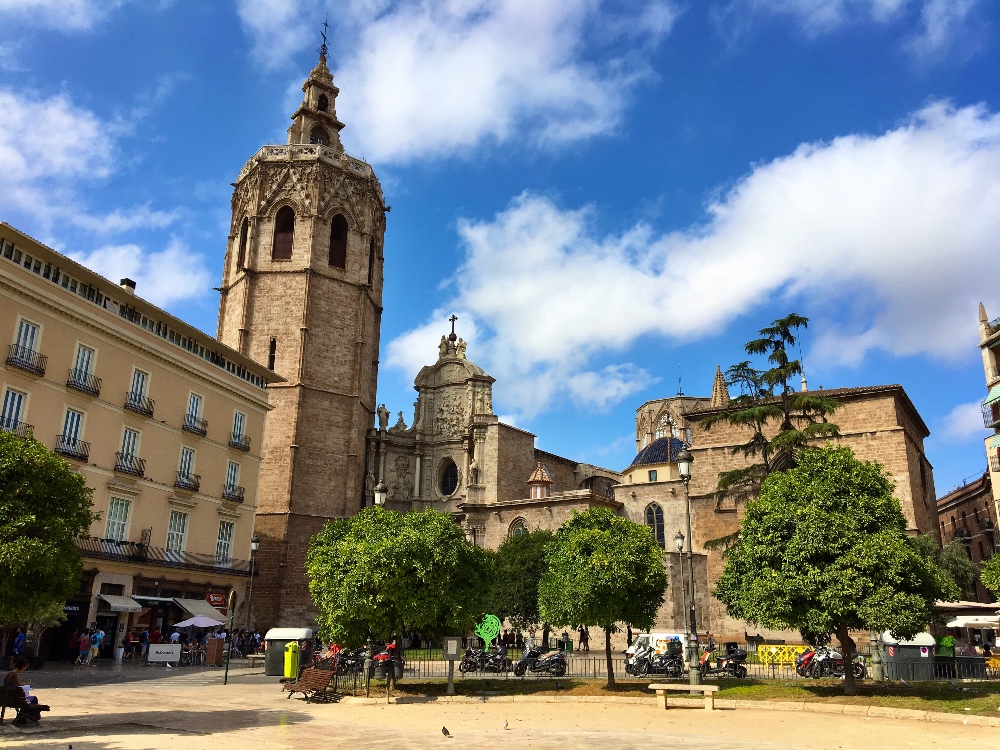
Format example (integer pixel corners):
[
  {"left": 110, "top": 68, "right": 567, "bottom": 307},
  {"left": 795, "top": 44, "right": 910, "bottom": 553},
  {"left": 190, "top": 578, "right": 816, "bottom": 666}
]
[
  {"left": 503, "top": 720, "right": 509, "bottom": 730},
  {"left": 442, "top": 726, "right": 452, "bottom": 738},
  {"left": 555, "top": 681, "right": 563, "bottom": 690}
]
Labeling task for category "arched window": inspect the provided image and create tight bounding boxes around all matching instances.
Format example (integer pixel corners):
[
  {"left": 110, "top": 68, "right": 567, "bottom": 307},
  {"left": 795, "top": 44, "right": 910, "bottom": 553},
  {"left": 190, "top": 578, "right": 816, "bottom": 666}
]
[
  {"left": 267, "top": 337, "right": 276, "bottom": 371},
  {"left": 236, "top": 217, "right": 249, "bottom": 269},
  {"left": 309, "top": 125, "right": 329, "bottom": 145},
  {"left": 962, "top": 510, "right": 968, "bottom": 529},
  {"left": 509, "top": 519, "right": 528, "bottom": 539},
  {"left": 951, "top": 515, "right": 956, "bottom": 530},
  {"left": 974, "top": 507, "right": 981, "bottom": 527},
  {"left": 367, "top": 236, "right": 376, "bottom": 285},
  {"left": 439, "top": 459, "right": 458, "bottom": 497},
  {"left": 329, "top": 214, "right": 348, "bottom": 268},
  {"left": 317, "top": 94, "right": 328, "bottom": 112},
  {"left": 272, "top": 206, "right": 294, "bottom": 260},
  {"left": 644, "top": 503, "right": 665, "bottom": 549}
]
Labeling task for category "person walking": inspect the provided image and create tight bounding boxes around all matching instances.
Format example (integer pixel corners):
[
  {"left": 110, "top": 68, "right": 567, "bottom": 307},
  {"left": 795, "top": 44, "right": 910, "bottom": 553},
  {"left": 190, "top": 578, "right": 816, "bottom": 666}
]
[
  {"left": 89, "top": 628, "right": 103, "bottom": 666},
  {"left": 11, "top": 628, "right": 26, "bottom": 660},
  {"left": 139, "top": 629, "right": 149, "bottom": 664},
  {"left": 75, "top": 631, "right": 91, "bottom": 665},
  {"left": 121, "top": 632, "right": 133, "bottom": 662},
  {"left": 67, "top": 630, "right": 80, "bottom": 662}
]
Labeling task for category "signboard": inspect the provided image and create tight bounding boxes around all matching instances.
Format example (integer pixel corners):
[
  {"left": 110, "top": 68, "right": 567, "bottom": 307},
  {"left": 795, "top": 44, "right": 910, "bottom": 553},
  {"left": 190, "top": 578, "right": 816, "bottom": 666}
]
[
  {"left": 147, "top": 644, "right": 182, "bottom": 663},
  {"left": 442, "top": 637, "right": 462, "bottom": 660}
]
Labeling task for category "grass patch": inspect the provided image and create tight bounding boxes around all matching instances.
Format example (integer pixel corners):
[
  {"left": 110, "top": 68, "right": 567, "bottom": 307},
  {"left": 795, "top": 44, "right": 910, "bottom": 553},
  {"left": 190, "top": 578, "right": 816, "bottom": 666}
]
[{"left": 387, "top": 677, "right": 1000, "bottom": 715}]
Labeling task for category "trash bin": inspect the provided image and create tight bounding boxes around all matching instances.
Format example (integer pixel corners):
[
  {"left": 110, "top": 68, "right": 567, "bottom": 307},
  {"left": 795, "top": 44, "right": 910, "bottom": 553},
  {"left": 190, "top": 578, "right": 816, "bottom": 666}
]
[
  {"left": 880, "top": 630, "right": 936, "bottom": 680},
  {"left": 284, "top": 641, "right": 300, "bottom": 679},
  {"left": 263, "top": 628, "right": 313, "bottom": 677}
]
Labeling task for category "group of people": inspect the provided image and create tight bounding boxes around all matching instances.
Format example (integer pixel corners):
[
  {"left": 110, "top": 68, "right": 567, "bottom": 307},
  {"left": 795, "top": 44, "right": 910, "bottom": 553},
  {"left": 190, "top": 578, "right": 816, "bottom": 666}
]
[{"left": 69, "top": 628, "right": 105, "bottom": 666}]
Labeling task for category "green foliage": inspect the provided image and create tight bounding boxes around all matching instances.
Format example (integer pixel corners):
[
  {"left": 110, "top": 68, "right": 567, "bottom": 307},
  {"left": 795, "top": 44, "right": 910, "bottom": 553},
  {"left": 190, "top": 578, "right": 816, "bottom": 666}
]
[
  {"left": 912, "top": 533, "right": 976, "bottom": 595},
  {"left": 489, "top": 529, "right": 553, "bottom": 629},
  {"left": 714, "top": 446, "right": 954, "bottom": 694},
  {"left": 538, "top": 508, "right": 666, "bottom": 685},
  {"left": 0, "top": 432, "right": 97, "bottom": 625},
  {"left": 701, "top": 314, "right": 841, "bottom": 508},
  {"left": 980, "top": 554, "right": 1000, "bottom": 596},
  {"left": 306, "top": 506, "right": 493, "bottom": 647}
]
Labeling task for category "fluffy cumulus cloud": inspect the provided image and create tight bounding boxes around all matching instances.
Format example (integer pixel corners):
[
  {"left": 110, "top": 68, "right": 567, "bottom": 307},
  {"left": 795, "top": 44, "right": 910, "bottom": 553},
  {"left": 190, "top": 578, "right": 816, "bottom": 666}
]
[
  {"left": 0, "top": 0, "right": 127, "bottom": 30},
  {"left": 937, "top": 401, "right": 991, "bottom": 443},
  {"left": 67, "top": 239, "right": 212, "bottom": 308},
  {"left": 388, "top": 101, "right": 1000, "bottom": 419},
  {"left": 237, "top": 0, "right": 678, "bottom": 162}
]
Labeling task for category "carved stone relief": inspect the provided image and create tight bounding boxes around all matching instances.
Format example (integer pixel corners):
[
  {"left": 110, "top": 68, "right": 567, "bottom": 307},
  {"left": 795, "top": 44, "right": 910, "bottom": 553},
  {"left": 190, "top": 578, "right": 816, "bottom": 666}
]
[{"left": 435, "top": 391, "right": 465, "bottom": 438}]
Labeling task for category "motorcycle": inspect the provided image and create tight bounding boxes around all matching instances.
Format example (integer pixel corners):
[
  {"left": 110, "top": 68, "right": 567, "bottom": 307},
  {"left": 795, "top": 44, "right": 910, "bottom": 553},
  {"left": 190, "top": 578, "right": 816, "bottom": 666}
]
[
  {"left": 809, "top": 646, "right": 866, "bottom": 680},
  {"left": 513, "top": 646, "right": 567, "bottom": 677},
  {"left": 626, "top": 640, "right": 684, "bottom": 677},
  {"left": 795, "top": 647, "right": 816, "bottom": 677},
  {"left": 458, "top": 644, "right": 513, "bottom": 673},
  {"left": 699, "top": 642, "right": 748, "bottom": 679}
]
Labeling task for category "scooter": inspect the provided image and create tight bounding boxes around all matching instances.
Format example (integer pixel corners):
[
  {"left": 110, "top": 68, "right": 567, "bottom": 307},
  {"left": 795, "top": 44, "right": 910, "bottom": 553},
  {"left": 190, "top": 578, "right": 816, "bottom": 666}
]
[
  {"left": 795, "top": 647, "right": 816, "bottom": 677},
  {"left": 699, "top": 642, "right": 748, "bottom": 679},
  {"left": 626, "top": 640, "right": 685, "bottom": 677},
  {"left": 513, "top": 646, "right": 567, "bottom": 677}
]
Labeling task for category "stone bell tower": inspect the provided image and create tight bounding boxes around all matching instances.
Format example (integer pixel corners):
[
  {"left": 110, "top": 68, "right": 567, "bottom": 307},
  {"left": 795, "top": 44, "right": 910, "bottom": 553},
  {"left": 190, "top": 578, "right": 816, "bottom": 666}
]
[{"left": 216, "top": 45, "right": 386, "bottom": 627}]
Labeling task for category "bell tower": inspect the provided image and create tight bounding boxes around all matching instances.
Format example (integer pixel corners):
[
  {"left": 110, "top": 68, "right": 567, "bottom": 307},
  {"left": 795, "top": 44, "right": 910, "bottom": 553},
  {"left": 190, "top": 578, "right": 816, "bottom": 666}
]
[{"left": 216, "top": 44, "right": 386, "bottom": 627}]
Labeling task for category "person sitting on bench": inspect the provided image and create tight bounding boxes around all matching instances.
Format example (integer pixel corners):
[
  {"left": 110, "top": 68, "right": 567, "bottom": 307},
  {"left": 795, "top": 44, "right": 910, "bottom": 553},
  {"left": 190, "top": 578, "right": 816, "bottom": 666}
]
[{"left": 4, "top": 658, "right": 42, "bottom": 725}]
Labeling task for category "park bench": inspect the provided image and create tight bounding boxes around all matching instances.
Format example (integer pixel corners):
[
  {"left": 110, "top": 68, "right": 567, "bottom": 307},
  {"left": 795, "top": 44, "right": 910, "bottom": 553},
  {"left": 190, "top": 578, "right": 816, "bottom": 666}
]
[
  {"left": 0, "top": 685, "right": 50, "bottom": 725},
  {"left": 648, "top": 683, "right": 720, "bottom": 711},
  {"left": 283, "top": 667, "right": 334, "bottom": 702}
]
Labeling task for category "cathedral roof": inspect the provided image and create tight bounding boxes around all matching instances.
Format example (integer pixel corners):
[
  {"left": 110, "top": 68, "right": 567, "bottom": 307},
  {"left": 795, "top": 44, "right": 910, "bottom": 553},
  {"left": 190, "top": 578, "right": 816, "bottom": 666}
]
[
  {"left": 527, "top": 462, "right": 552, "bottom": 484},
  {"left": 627, "top": 437, "right": 687, "bottom": 469}
]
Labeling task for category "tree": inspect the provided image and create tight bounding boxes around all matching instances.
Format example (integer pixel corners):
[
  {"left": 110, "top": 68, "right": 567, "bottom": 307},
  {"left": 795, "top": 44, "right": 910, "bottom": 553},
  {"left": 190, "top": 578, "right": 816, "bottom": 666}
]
[
  {"left": 0, "top": 431, "right": 97, "bottom": 629},
  {"left": 538, "top": 508, "right": 666, "bottom": 687},
  {"left": 912, "top": 534, "right": 978, "bottom": 596},
  {"left": 701, "top": 314, "right": 841, "bottom": 515},
  {"left": 490, "top": 529, "right": 553, "bottom": 630},
  {"left": 714, "top": 445, "right": 956, "bottom": 695},
  {"left": 980, "top": 554, "right": 1000, "bottom": 597},
  {"left": 306, "top": 506, "right": 493, "bottom": 647}
]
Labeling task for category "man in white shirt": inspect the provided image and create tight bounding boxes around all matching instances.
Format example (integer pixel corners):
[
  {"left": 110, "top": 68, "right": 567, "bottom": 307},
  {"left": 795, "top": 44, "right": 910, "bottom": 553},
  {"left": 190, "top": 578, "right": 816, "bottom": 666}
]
[{"left": 169, "top": 630, "right": 180, "bottom": 644}]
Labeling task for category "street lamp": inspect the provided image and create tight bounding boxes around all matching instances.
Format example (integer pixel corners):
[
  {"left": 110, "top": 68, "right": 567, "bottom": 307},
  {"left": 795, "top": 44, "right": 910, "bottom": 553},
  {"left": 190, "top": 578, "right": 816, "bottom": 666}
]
[
  {"left": 675, "top": 447, "right": 700, "bottom": 687},
  {"left": 246, "top": 534, "right": 260, "bottom": 632},
  {"left": 374, "top": 479, "right": 388, "bottom": 506},
  {"left": 674, "top": 531, "right": 688, "bottom": 637}
]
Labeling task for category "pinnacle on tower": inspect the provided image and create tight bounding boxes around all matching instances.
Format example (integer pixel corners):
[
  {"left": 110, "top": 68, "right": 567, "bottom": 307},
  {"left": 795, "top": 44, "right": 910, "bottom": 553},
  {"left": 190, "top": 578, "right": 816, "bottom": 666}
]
[
  {"left": 287, "top": 44, "right": 346, "bottom": 149},
  {"left": 710, "top": 365, "right": 730, "bottom": 408}
]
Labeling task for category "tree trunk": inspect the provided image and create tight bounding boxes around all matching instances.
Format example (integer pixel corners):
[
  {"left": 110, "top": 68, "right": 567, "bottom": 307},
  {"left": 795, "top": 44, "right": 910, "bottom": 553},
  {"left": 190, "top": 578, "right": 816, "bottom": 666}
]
[
  {"left": 837, "top": 623, "right": 857, "bottom": 696},
  {"left": 605, "top": 626, "right": 615, "bottom": 688},
  {"left": 541, "top": 623, "right": 550, "bottom": 651}
]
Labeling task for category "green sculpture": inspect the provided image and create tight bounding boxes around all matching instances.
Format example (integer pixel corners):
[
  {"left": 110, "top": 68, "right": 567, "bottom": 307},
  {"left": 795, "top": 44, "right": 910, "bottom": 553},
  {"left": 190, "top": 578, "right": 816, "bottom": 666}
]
[{"left": 475, "top": 614, "right": 502, "bottom": 648}]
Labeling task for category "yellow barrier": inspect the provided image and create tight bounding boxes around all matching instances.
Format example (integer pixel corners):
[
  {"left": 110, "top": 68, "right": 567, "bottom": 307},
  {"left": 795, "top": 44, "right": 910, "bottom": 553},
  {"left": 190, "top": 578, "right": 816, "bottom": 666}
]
[{"left": 757, "top": 645, "right": 809, "bottom": 666}]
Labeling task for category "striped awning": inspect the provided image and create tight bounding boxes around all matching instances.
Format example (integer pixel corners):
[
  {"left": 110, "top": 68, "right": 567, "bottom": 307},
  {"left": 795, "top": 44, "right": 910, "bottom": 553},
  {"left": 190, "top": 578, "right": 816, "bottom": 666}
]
[
  {"left": 985, "top": 385, "right": 1000, "bottom": 406},
  {"left": 989, "top": 434, "right": 1000, "bottom": 449}
]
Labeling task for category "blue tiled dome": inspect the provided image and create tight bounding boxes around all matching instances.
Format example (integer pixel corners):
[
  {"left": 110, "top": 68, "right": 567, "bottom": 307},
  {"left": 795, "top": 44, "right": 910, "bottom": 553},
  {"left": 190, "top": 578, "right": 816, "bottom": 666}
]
[{"left": 627, "top": 437, "right": 687, "bottom": 469}]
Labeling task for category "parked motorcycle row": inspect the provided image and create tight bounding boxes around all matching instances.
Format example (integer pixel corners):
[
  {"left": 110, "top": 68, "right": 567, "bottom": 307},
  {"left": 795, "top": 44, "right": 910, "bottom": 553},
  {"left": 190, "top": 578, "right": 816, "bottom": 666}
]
[
  {"left": 459, "top": 643, "right": 515, "bottom": 674},
  {"left": 795, "top": 646, "right": 867, "bottom": 679},
  {"left": 513, "top": 646, "right": 568, "bottom": 677},
  {"left": 624, "top": 639, "right": 685, "bottom": 677}
]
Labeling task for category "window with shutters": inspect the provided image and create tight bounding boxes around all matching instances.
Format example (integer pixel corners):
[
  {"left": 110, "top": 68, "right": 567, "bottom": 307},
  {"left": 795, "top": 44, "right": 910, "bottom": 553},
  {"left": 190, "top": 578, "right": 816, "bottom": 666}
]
[
  {"left": 179, "top": 447, "right": 195, "bottom": 478},
  {"left": 62, "top": 408, "right": 84, "bottom": 441},
  {"left": 329, "top": 214, "right": 348, "bottom": 268},
  {"left": 105, "top": 497, "right": 130, "bottom": 541},
  {"left": 1, "top": 389, "right": 25, "bottom": 430},
  {"left": 121, "top": 428, "right": 140, "bottom": 457},
  {"left": 272, "top": 206, "right": 295, "bottom": 260},
  {"left": 216, "top": 521, "right": 234, "bottom": 563},
  {"left": 225, "top": 461, "right": 239, "bottom": 491},
  {"left": 15, "top": 319, "right": 39, "bottom": 351},
  {"left": 73, "top": 344, "right": 95, "bottom": 376},
  {"left": 166, "top": 510, "right": 188, "bottom": 553},
  {"left": 130, "top": 369, "right": 149, "bottom": 397}
]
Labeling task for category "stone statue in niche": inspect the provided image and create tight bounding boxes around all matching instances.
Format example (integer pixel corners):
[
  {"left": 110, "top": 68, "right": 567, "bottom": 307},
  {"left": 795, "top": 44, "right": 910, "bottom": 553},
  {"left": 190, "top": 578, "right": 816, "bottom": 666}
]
[
  {"left": 365, "top": 470, "right": 375, "bottom": 498},
  {"left": 377, "top": 404, "right": 390, "bottom": 432},
  {"left": 469, "top": 457, "right": 479, "bottom": 485}
]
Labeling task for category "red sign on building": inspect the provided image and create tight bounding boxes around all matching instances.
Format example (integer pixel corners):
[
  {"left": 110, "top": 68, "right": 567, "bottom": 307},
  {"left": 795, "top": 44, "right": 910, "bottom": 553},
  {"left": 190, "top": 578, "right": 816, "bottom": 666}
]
[{"left": 206, "top": 592, "right": 226, "bottom": 608}]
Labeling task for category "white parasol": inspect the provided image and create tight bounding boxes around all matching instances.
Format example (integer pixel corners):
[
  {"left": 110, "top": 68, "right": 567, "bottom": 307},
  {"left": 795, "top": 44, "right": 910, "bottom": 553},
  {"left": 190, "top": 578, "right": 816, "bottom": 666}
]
[{"left": 173, "top": 615, "right": 225, "bottom": 628}]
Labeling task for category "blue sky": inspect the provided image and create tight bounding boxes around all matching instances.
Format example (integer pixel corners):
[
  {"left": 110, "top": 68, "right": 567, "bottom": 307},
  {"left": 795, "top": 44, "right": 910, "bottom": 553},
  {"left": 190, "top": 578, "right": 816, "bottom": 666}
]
[{"left": 1, "top": 0, "right": 998, "bottom": 494}]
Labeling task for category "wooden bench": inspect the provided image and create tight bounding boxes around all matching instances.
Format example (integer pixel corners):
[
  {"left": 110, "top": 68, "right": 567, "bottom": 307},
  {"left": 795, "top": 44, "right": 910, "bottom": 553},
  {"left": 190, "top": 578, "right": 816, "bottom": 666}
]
[
  {"left": 282, "top": 667, "right": 334, "bottom": 703},
  {"left": 0, "top": 685, "right": 50, "bottom": 725},
  {"left": 648, "top": 683, "right": 720, "bottom": 711}
]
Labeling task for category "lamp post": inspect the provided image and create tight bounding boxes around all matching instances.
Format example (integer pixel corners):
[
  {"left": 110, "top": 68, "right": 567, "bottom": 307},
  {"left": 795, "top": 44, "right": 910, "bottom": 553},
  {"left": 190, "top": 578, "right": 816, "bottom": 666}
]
[
  {"left": 223, "top": 589, "right": 237, "bottom": 686},
  {"left": 374, "top": 479, "right": 388, "bottom": 507},
  {"left": 246, "top": 534, "right": 260, "bottom": 632},
  {"left": 674, "top": 531, "right": 688, "bottom": 637},
  {"left": 675, "top": 447, "right": 699, "bottom": 686}
]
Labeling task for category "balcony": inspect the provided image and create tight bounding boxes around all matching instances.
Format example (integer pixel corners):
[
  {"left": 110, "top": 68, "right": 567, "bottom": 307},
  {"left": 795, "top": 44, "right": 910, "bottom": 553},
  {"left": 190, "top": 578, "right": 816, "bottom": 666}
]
[
  {"left": 988, "top": 365, "right": 1000, "bottom": 385},
  {"left": 991, "top": 454, "right": 1000, "bottom": 473},
  {"left": 55, "top": 434, "right": 91, "bottom": 462},
  {"left": 66, "top": 368, "right": 102, "bottom": 397},
  {"left": 0, "top": 418, "right": 33, "bottom": 439},
  {"left": 6, "top": 344, "right": 47, "bottom": 376},
  {"left": 222, "top": 484, "right": 245, "bottom": 503},
  {"left": 124, "top": 392, "right": 154, "bottom": 418},
  {"left": 983, "top": 401, "right": 1000, "bottom": 429},
  {"left": 229, "top": 431, "right": 251, "bottom": 452},
  {"left": 182, "top": 414, "right": 208, "bottom": 437},
  {"left": 74, "top": 536, "right": 251, "bottom": 575},
  {"left": 174, "top": 471, "right": 201, "bottom": 492},
  {"left": 114, "top": 452, "right": 145, "bottom": 477}
]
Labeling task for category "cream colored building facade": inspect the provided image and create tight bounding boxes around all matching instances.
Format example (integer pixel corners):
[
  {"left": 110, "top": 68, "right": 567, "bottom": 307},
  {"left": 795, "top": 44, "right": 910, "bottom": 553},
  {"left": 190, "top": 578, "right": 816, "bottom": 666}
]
[
  {"left": 979, "top": 303, "right": 1000, "bottom": 523},
  {"left": 0, "top": 223, "right": 280, "bottom": 657}
]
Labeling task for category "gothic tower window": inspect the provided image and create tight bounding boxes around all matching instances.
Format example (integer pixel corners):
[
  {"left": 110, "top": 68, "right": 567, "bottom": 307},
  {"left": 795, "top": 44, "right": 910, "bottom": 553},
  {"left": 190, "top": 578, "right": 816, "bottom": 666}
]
[
  {"left": 367, "top": 236, "right": 376, "bottom": 285},
  {"left": 267, "top": 337, "right": 276, "bottom": 370},
  {"left": 439, "top": 459, "right": 459, "bottom": 497},
  {"left": 236, "top": 217, "right": 249, "bottom": 269},
  {"left": 329, "top": 214, "right": 348, "bottom": 269},
  {"left": 644, "top": 503, "right": 665, "bottom": 549},
  {"left": 309, "top": 125, "right": 329, "bottom": 145},
  {"left": 317, "top": 94, "right": 328, "bottom": 112},
  {"left": 272, "top": 206, "right": 295, "bottom": 260}
]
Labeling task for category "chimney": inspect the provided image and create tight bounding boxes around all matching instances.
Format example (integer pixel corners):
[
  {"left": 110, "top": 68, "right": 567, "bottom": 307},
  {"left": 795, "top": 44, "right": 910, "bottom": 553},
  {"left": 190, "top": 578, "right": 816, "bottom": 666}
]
[{"left": 120, "top": 278, "right": 136, "bottom": 294}]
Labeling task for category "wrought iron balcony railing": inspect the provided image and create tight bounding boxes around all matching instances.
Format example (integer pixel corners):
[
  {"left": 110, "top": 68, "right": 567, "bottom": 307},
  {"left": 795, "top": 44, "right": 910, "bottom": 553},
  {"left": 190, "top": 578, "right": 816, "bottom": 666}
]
[
  {"left": 6, "top": 344, "right": 47, "bottom": 376},
  {"left": 182, "top": 414, "right": 208, "bottom": 436},
  {"left": 229, "top": 431, "right": 251, "bottom": 452},
  {"left": 66, "top": 368, "right": 102, "bottom": 397},
  {"left": 0, "top": 418, "right": 32, "bottom": 439},
  {"left": 55, "top": 434, "right": 90, "bottom": 462},
  {"left": 174, "top": 471, "right": 201, "bottom": 492},
  {"left": 124, "top": 392, "right": 154, "bottom": 418},
  {"left": 74, "top": 536, "right": 251, "bottom": 575},
  {"left": 115, "top": 451, "right": 145, "bottom": 477},
  {"left": 983, "top": 401, "right": 1000, "bottom": 430},
  {"left": 222, "top": 484, "right": 245, "bottom": 503}
]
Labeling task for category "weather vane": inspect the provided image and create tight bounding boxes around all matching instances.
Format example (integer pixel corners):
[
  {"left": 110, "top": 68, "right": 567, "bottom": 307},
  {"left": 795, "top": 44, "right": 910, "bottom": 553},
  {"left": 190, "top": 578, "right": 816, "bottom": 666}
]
[{"left": 319, "top": 18, "right": 330, "bottom": 58}]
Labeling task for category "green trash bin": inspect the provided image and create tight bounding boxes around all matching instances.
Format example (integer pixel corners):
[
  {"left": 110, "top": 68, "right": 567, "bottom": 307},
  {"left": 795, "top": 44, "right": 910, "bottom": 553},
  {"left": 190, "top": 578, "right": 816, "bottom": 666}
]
[
  {"left": 284, "top": 641, "right": 300, "bottom": 679},
  {"left": 565, "top": 639, "right": 573, "bottom": 653}
]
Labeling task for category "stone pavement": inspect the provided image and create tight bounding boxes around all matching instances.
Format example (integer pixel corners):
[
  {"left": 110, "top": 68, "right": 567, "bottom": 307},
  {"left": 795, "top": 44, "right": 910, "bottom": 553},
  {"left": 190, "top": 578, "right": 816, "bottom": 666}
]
[{"left": 4, "top": 667, "right": 1000, "bottom": 750}]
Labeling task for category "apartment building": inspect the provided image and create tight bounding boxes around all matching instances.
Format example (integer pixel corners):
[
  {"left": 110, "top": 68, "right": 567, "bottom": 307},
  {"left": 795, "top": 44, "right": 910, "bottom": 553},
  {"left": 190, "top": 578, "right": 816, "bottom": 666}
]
[
  {"left": 0, "top": 223, "right": 282, "bottom": 658},
  {"left": 980, "top": 304, "right": 1000, "bottom": 528}
]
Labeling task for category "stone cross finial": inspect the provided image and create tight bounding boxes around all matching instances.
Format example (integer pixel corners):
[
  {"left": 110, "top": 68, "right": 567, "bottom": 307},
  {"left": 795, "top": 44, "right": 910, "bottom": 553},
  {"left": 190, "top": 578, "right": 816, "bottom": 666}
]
[{"left": 448, "top": 314, "right": 458, "bottom": 342}]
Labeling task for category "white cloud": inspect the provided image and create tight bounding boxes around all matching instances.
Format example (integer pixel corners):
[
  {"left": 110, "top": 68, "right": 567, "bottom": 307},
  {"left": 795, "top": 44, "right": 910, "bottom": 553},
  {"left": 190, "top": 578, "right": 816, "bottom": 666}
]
[
  {"left": 388, "top": 101, "right": 1000, "bottom": 419},
  {"left": 938, "top": 401, "right": 991, "bottom": 443},
  {"left": 906, "top": 0, "right": 979, "bottom": 55},
  {"left": 237, "top": 0, "right": 678, "bottom": 162},
  {"left": 0, "top": 0, "right": 126, "bottom": 30},
  {"left": 68, "top": 238, "right": 212, "bottom": 308}
]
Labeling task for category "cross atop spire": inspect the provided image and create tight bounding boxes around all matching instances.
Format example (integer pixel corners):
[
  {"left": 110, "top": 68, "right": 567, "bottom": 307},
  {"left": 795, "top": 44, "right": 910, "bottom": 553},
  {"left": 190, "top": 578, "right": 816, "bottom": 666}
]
[
  {"left": 319, "top": 18, "right": 330, "bottom": 60},
  {"left": 448, "top": 314, "right": 458, "bottom": 342}
]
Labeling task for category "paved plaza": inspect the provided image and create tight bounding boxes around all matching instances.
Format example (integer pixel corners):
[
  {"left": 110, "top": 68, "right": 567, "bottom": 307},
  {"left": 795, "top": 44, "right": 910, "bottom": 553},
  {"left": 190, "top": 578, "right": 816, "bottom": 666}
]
[{"left": 3, "top": 665, "right": 1000, "bottom": 750}]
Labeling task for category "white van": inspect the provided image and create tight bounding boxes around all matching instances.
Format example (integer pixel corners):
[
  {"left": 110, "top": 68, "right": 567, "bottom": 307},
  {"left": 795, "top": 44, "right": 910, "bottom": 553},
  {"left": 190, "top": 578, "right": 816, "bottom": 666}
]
[{"left": 626, "top": 632, "right": 688, "bottom": 658}]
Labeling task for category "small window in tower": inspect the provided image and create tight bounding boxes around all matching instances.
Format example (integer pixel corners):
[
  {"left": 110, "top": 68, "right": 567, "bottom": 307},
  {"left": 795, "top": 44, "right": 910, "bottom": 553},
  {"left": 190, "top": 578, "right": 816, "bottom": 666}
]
[
  {"left": 317, "top": 94, "right": 328, "bottom": 112},
  {"left": 329, "top": 214, "right": 348, "bottom": 268},
  {"left": 272, "top": 206, "right": 294, "bottom": 260},
  {"left": 367, "top": 236, "right": 376, "bottom": 285},
  {"left": 237, "top": 217, "right": 249, "bottom": 269},
  {"left": 309, "top": 125, "right": 329, "bottom": 146},
  {"left": 268, "top": 337, "right": 277, "bottom": 371}
]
